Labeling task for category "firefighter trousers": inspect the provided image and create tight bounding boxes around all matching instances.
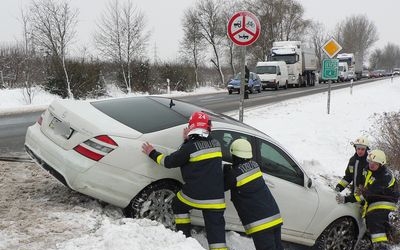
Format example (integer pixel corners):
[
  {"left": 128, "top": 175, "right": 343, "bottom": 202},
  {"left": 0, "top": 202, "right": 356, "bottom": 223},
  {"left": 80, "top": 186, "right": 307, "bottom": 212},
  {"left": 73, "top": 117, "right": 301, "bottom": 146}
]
[
  {"left": 172, "top": 196, "right": 227, "bottom": 249},
  {"left": 251, "top": 225, "right": 283, "bottom": 250}
]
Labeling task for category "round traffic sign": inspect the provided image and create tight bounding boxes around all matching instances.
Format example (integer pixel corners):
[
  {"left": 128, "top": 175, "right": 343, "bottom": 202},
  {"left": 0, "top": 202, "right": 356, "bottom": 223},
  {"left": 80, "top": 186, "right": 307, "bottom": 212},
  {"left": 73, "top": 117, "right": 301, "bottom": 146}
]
[{"left": 227, "top": 11, "right": 260, "bottom": 46}]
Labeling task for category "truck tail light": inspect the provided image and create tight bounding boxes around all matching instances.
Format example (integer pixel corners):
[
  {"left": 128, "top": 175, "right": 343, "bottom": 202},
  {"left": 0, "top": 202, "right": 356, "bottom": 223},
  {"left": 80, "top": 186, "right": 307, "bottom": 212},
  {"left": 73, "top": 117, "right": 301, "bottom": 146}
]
[{"left": 74, "top": 135, "right": 118, "bottom": 161}]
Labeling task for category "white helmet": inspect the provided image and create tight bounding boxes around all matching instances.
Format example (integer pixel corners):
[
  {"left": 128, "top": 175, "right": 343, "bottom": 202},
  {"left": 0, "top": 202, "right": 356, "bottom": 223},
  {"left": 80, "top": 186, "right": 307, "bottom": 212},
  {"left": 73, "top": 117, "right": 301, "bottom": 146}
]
[
  {"left": 367, "top": 149, "right": 387, "bottom": 165},
  {"left": 230, "top": 139, "right": 253, "bottom": 159},
  {"left": 351, "top": 136, "right": 370, "bottom": 148}
]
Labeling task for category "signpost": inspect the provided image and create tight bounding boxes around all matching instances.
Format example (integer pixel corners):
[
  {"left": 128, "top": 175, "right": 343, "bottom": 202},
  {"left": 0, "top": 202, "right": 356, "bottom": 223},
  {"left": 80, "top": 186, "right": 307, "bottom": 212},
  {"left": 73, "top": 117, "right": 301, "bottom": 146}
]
[
  {"left": 321, "top": 37, "right": 342, "bottom": 114},
  {"left": 227, "top": 11, "right": 260, "bottom": 122}
]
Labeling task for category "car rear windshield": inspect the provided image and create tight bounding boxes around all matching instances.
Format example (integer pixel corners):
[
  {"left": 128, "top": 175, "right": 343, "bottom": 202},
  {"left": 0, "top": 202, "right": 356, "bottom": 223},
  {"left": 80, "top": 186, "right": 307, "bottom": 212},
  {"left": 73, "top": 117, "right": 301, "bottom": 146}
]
[
  {"left": 91, "top": 96, "right": 249, "bottom": 134},
  {"left": 91, "top": 96, "right": 196, "bottom": 133}
]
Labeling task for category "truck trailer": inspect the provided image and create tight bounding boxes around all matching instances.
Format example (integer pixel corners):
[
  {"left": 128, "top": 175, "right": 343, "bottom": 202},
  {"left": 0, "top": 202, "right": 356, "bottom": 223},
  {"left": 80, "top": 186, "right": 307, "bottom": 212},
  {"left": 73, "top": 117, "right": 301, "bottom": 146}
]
[{"left": 270, "top": 41, "right": 317, "bottom": 87}]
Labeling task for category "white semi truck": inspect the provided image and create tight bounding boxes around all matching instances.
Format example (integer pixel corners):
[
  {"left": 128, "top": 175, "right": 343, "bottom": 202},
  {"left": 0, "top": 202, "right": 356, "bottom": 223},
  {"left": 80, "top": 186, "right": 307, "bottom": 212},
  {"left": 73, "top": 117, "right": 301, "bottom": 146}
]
[
  {"left": 337, "top": 53, "right": 363, "bottom": 80},
  {"left": 269, "top": 41, "right": 317, "bottom": 87}
]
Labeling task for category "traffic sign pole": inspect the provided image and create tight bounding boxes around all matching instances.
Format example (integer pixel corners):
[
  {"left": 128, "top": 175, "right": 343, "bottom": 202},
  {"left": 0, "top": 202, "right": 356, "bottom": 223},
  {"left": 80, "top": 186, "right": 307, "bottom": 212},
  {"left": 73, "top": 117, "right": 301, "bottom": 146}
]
[
  {"left": 227, "top": 11, "right": 260, "bottom": 122},
  {"left": 239, "top": 47, "right": 246, "bottom": 122}
]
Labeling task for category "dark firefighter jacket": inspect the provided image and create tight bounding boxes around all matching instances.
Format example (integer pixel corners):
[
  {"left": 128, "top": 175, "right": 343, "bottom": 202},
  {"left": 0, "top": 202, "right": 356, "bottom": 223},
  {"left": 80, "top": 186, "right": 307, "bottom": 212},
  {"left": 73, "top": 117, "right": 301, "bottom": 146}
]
[
  {"left": 336, "top": 152, "right": 368, "bottom": 193},
  {"left": 148, "top": 134, "right": 226, "bottom": 210},
  {"left": 223, "top": 159, "right": 283, "bottom": 235},
  {"left": 359, "top": 165, "right": 398, "bottom": 216}
]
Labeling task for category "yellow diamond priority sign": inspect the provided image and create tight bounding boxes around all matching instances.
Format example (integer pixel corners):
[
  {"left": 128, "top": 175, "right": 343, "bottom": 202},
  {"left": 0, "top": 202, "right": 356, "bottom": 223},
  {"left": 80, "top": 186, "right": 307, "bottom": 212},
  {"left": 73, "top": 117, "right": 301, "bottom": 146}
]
[{"left": 322, "top": 37, "right": 342, "bottom": 58}]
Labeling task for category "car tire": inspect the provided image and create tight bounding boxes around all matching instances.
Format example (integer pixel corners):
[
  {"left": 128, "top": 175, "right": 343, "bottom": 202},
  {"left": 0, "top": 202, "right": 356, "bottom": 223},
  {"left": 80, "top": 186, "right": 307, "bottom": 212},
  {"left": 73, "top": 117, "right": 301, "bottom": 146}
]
[
  {"left": 123, "top": 180, "right": 181, "bottom": 229},
  {"left": 284, "top": 80, "right": 288, "bottom": 89},
  {"left": 312, "top": 217, "right": 357, "bottom": 250},
  {"left": 228, "top": 90, "right": 232, "bottom": 94}
]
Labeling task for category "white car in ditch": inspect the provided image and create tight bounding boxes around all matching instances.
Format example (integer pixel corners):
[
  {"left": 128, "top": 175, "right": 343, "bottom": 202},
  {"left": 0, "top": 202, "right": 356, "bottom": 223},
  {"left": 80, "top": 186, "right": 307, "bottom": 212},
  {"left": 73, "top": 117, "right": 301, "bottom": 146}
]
[{"left": 25, "top": 96, "right": 366, "bottom": 249}]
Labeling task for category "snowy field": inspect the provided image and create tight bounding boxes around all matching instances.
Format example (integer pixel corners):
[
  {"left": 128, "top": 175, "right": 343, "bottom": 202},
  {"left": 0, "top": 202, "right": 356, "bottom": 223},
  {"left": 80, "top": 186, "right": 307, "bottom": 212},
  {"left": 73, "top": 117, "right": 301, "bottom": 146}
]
[{"left": 1, "top": 78, "right": 400, "bottom": 250}]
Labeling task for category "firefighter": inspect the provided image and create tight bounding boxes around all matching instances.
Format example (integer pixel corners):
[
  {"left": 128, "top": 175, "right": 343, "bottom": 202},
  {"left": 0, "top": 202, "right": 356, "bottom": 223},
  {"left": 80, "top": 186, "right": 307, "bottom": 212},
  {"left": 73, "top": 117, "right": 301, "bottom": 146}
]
[
  {"left": 337, "top": 149, "right": 398, "bottom": 250},
  {"left": 335, "top": 136, "right": 370, "bottom": 203},
  {"left": 223, "top": 139, "right": 283, "bottom": 250},
  {"left": 141, "top": 111, "right": 228, "bottom": 250}
]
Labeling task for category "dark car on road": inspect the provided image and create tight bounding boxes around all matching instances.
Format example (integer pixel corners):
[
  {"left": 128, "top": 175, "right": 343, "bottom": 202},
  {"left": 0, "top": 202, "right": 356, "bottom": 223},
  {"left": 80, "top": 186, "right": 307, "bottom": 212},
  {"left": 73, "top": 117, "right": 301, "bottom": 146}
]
[{"left": 227, "top": 72, "right": 262, "bottom": 94}]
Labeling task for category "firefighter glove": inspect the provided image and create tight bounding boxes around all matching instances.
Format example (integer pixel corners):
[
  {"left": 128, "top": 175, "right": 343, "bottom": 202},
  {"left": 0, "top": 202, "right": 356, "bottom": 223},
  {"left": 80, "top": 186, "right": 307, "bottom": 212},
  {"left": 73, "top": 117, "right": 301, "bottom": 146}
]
[{"left": 336, "top": 193, "right": 346, "bottom": 204}]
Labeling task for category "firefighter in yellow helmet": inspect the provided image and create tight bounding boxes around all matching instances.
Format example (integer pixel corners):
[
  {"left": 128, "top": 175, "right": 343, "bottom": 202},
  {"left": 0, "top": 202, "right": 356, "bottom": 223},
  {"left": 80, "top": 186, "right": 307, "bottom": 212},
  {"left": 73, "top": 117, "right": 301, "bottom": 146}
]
[
  {"left": 362, "top": 150, "right": 398, "bottom": 249},
  {"left": 223, "top": 139, "right": 283, "bottom": 250},
  {"left": 335, "top": 136, "right": 370, "bottom": 203},
  {"left": 338, "top": 149, "right": 398, "bottom": 250}
]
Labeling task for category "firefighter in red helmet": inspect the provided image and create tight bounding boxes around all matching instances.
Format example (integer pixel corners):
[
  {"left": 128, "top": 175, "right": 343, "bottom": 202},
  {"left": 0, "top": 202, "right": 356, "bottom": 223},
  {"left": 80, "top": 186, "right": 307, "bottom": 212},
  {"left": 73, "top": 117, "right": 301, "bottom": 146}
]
[{"left": 142, "top": 111, "right": 227, "bottom": 250}]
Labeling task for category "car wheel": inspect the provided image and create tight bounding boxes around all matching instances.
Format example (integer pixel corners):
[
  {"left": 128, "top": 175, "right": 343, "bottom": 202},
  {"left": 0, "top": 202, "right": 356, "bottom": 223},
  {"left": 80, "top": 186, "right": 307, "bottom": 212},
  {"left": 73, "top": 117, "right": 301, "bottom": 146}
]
[
  {"left": 123, "top": 180, "right": 181, "bottom": 229},
  {"left": 284, "top": 80, "right": 288, "bottom": 89},
  {"left": 228, "top": 90, "right": 232, "bottom": 94},
  {"left": 312, "top": 217, "right": 357, "bottom": 250}
]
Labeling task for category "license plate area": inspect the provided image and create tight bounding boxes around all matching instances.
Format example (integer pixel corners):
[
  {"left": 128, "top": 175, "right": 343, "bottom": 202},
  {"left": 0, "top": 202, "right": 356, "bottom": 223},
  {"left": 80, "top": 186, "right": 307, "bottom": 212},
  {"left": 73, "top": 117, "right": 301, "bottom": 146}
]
[{"left": 49, "top": 116, "right": 74, "bottom": 139}]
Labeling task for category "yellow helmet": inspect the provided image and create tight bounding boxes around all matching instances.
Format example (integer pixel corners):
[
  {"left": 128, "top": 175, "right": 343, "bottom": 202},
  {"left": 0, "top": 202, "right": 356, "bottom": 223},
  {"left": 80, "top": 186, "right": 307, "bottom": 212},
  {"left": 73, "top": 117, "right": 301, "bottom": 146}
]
[
  {"left": 230, "top": 139, "right": 253, "bottom": 159},
  {"left": 351, "top": 136, "right": 370, "bottom": 148},
  {"left": 367, "top": 149, "right": 386, "bottom": 165}
]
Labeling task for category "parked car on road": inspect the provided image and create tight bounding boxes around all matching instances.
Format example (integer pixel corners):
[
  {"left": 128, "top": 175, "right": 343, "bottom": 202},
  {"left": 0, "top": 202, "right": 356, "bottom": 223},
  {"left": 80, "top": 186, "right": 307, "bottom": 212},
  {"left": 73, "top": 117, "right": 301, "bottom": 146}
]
[
  {"left": 25, "top": 96, "right": 365, "bottom": 249},
  {"left": 255, "top": 61, "right": 289, "bottom": 90},
  {"left": 227, "top": 72, "right": 261, "bottom": 94},
  {"left": 348, "top": 71, "right": 357, "bottom": 81},
  {"left": 361, "top": 70, "right": 370, "bottom": 79}
]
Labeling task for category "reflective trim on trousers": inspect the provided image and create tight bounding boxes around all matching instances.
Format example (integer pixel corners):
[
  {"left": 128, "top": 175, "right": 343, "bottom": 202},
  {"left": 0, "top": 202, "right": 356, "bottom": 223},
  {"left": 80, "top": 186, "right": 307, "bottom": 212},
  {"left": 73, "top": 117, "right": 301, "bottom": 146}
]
[
  {"left": 209, "top": 242, "right": 228, "bottom": 250},
  {"left": 367, "top": 201, "right": 397, "bottom": 213},
  {"left": 244, "top": 214, "right": 283, "bottom": 235},
  {"left": 174, "top": 213, "right": 190, "bottom": 224},
  {"left": 371, "top": 233, "right": 388, "bottom": 243},
  {"left": 177, "top": 191, "right": 226, "bottom": 209}
]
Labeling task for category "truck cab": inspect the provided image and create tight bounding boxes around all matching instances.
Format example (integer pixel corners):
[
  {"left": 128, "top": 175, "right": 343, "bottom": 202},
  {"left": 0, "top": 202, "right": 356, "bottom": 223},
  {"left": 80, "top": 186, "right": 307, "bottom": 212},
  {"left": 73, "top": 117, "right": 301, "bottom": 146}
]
[
  {"left": 256, "top": 61, "right": 289, "bottom": 90},
  {"left": 270, "top": 41, "right": 317, "bottom": 88}
]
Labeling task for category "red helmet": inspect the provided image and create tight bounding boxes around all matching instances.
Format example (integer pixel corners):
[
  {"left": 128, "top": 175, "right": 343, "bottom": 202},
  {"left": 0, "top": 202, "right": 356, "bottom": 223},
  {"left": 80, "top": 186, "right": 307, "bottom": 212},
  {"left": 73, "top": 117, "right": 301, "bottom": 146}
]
[{"left": 188, "top": 111, "right": 211, "bottom": 134}]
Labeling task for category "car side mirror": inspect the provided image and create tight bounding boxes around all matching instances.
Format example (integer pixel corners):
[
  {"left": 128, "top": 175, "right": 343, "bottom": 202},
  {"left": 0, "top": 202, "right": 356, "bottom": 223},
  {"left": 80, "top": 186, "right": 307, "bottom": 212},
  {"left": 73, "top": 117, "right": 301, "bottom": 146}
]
[
  {"left": 277, "top": 72, "right": 281, "bottom": 75},
  {"left": 307, "top": 177, "right": 313, "bottom": 188}
]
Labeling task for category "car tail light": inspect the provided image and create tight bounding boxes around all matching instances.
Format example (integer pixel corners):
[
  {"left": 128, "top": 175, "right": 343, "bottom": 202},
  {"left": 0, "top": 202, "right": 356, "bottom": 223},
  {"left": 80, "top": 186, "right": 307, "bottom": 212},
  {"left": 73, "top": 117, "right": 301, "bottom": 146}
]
[{"left": 73, "top": 135, "right": 118, "bottom": 161}]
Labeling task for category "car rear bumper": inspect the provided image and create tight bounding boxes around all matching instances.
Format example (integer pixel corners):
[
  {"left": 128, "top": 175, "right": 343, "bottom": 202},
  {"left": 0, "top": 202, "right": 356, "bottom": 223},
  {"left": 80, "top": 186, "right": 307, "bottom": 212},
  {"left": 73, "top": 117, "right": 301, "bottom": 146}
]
[{"left": 25, "top": 123, "right": 153, "bottom": 208}]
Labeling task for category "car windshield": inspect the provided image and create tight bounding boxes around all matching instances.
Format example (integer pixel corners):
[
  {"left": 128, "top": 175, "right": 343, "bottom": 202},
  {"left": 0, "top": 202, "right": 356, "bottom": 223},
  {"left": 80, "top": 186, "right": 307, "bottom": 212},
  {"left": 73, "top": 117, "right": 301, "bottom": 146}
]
[
  {"left": 91, "top": 96, "right": 247, "bottom": 133},
  {"left": 256, "top": 66, "right": 277, "bottom": 74},
  {"left": 271, "top": 55, "right": 297, "bottom": 64}
]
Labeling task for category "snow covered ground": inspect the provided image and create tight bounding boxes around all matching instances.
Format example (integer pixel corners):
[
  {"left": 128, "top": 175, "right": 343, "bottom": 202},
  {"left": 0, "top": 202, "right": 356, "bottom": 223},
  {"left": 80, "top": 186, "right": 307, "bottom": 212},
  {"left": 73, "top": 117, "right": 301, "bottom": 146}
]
[{"left": 1, "top": 78, "right": 400, "bottom": 250}]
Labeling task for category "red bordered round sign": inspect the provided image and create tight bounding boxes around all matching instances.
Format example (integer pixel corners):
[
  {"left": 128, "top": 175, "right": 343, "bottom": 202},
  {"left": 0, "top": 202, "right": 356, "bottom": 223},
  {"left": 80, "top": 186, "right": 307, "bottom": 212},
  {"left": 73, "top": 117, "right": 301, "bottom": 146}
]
[{"left": 227, "top": 11, "right": 260, "bottom": 46}]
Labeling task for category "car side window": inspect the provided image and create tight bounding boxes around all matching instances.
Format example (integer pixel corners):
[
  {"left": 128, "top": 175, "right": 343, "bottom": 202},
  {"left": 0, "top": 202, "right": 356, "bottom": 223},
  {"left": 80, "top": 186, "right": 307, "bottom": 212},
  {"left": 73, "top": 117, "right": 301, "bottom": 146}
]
[
  {"left": 211, "top": 130, "right": 254, "bottom": 163},
  {"left": 257, "top": 139, "right": 304, "bottom": 186}
]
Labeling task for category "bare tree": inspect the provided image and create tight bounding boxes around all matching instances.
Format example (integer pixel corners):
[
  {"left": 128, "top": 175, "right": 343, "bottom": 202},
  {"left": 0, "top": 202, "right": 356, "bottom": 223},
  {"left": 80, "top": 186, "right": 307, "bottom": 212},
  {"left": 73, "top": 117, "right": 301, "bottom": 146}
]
[
  {"left": 28, "top": 0, "right": 78, "bottom": 98},
  {"left": 194, "top": 0, "right": 225, "bottom": 87},
  {"left": 94, "top": 0, "right": 149, "bottom": 93},
  {"left": 335, "top": 15, "right": 378, "bottom": 66},
  {"left": 245, "top": 0, "right": 310, "bottom": 62},
  {"left": 308, "top": 21, "right": 329, "bottom": 70},
  {"left": 180, "top": 7, "right": 206, "bottom": 87},
  {"left": 369, "top": 43, "right": 400, "bottom": 70},
  {"left": 220, "top": 0, "right": 242, "bottom": 77}
]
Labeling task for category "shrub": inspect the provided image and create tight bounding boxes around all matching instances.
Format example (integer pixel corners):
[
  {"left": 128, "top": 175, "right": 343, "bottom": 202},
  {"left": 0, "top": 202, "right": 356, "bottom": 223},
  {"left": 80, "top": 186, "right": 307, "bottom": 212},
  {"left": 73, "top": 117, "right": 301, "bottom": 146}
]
[{"left": 369, "top": 111, "right": 400, "bottom": 171}]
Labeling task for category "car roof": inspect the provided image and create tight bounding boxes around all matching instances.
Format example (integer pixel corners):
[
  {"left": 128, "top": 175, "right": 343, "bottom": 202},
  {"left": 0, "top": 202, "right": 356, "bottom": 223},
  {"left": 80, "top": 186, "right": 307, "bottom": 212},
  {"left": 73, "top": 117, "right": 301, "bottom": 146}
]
[{"left": 90, "top": 96, "right": 253, "bottom": 134}]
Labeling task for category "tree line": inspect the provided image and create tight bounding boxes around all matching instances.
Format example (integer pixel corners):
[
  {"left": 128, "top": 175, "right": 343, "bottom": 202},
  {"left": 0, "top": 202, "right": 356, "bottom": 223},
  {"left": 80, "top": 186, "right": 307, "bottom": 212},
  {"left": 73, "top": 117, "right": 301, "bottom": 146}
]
[{"left": 0, "top": 0, "right": 398, "bottom": 102}]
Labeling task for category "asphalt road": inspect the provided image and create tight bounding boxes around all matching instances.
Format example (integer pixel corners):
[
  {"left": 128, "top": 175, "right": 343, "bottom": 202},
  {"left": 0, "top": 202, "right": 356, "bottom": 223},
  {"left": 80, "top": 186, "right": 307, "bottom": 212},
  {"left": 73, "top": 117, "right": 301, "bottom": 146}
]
[{"left": 0, "top": 78, "right": 381, "bottom": 156}]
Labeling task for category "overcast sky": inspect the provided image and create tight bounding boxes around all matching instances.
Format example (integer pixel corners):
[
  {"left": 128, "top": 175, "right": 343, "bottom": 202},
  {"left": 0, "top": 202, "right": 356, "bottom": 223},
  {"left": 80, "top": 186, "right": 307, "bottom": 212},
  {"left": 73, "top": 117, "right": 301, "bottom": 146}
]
[{"left": 0, "top": 0, "right": 398, "bottom": 61}]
